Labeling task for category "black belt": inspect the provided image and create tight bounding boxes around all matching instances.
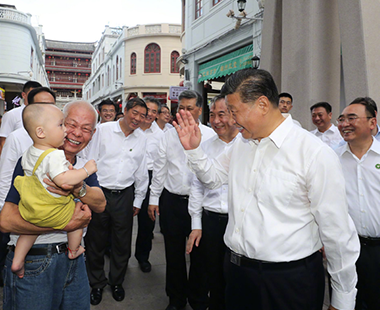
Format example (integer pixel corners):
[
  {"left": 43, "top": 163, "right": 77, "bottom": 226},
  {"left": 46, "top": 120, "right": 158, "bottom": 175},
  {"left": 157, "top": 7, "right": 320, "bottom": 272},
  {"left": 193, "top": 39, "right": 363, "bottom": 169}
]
[
  {"left": 102, "top": 186, "right": 129, "bottom": 195},
  {"left": 359, "top": 235, "right": 380, "bottom": 246},
  {"left": 8, "top": 242, "right": 68, "bottom": 256},
  {"left": 165, "top": 188, "right": 189, "bottom": 200},
  {"left": 228, "top": 248, "right": 320, "bottom": 270},
  {"left": 203, "top": 209, "right": 228, "bottom": 219}
]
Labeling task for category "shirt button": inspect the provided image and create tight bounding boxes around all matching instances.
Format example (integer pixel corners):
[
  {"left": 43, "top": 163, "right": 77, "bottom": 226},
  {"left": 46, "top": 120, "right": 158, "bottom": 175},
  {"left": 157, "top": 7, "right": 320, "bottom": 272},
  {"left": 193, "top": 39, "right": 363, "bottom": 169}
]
[
  {"left": 241, "top": 209, "right": 244, "bottom": 212},
  {"left": 235, "top": 228, "right": 239, "bottom": 233}
]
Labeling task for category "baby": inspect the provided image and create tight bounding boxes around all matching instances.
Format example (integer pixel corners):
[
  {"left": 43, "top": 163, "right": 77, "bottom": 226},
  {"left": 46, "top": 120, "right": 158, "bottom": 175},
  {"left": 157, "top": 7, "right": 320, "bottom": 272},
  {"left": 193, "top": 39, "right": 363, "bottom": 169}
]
[{"left": 12, "top": 103, "right": 97, "bottom": 278}]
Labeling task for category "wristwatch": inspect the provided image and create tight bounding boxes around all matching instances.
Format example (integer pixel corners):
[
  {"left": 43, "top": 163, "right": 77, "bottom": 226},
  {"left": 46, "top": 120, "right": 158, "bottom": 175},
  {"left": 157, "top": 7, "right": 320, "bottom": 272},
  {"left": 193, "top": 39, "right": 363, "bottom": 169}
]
[{"left": 78, "top": 182, "right": 87, "bottom": 198}]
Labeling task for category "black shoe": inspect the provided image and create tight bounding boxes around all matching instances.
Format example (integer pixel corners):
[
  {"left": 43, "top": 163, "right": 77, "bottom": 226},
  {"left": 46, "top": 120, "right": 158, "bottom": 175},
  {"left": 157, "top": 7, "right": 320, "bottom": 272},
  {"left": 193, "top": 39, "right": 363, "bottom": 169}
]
[
  {"left": 111, "top": 285, "right": 125, "bottom": 302},
  {"left": 165, "top": 305, "right": 186, "bottom": 310},
  {"left": 139, "top": 261, "right": 152, "bottom": 273},
  {"left": 90, "top": 288, "right": 103, "bottom": 305}
]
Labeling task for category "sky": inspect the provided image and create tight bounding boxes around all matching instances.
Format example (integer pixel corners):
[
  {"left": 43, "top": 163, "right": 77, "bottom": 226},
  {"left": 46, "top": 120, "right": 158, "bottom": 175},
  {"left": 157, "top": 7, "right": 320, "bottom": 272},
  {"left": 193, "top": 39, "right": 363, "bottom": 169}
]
[{"left": 11, "top": 0, "right": 182, "bottom": 43}]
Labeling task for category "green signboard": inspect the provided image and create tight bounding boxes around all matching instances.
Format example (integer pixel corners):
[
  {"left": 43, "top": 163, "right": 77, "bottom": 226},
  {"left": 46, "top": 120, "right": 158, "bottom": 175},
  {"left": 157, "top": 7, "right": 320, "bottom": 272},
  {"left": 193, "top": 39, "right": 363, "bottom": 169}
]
[{"left": 198, "top": 45, "right": 253, "bottom": 82}]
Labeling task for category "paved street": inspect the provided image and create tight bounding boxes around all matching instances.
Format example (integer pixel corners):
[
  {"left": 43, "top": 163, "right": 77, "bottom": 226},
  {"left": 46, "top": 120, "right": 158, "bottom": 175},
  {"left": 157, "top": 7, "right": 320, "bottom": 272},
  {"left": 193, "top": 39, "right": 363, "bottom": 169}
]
[{"left": 0, "top": 216, "right": 330, "bottom": 310}]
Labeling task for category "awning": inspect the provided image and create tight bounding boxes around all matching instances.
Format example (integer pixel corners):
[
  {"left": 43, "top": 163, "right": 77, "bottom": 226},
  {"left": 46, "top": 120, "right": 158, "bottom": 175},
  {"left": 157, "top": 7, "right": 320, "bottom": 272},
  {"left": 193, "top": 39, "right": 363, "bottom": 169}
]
[{"left": 198, "top": 45, "right": 253, "bottom": 83}]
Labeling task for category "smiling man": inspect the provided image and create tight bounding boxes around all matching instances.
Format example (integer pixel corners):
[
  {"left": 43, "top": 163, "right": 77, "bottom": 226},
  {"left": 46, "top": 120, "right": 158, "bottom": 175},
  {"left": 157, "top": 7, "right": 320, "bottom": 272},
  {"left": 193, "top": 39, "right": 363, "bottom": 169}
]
[
  {"left": 187, "top": 95, "right": 240, "bottom": 310},
  {"left": 134, "top": 97, "right": 164, "bottom": 273},
  {"left": 335, "top": 98, "right": 380, "bottom": 310},
  {"left": 0, "top": 88, "right": 106, "bottom": 310},
  {"left": 148, "top": 90, "right": 215, "bottom": 310},
  {"left": 85, "top": 97, "right": 149, "bottom": 305},
  {"left": 98, "top": 99, "right": 117, "bottom": 124},
  {"left": 310, "top": 101, "right": 342, "bottom": 148},
  {"left": 174, "top": 69, "right": 359, "bottom": 310}
]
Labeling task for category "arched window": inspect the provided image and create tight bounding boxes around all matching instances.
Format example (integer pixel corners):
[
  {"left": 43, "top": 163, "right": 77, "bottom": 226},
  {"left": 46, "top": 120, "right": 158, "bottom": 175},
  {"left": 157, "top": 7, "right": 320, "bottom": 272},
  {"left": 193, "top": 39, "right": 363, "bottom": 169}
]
[
  {"left": 144, "top": 43, "right": 161, "bottom": 73},
  {"left": 116, "top": 56, "right": 119, "bottom": 80},
  {"left": 171, "top": 51, "right": 180, "bottom": 73},
  {"left": 131, "top": 53, "right": 137, "bottom": 75}
]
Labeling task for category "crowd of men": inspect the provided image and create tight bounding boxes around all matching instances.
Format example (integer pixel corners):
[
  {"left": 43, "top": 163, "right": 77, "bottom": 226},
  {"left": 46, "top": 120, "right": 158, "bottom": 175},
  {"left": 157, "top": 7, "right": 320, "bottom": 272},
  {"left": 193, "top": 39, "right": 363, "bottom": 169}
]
[{"left": 0, "top": 68, "right": 378, "bottom": 310}]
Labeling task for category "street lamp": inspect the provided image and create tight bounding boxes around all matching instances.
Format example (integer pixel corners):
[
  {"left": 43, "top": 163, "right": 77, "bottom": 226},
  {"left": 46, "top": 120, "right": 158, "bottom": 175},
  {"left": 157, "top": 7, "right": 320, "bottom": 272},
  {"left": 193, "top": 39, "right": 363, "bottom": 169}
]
[
  {"left": 251, "top": 55, "right": 260, "bottom": 69},
  {"left": 237, "top": 0, "right": 246, "bottom": 12}
]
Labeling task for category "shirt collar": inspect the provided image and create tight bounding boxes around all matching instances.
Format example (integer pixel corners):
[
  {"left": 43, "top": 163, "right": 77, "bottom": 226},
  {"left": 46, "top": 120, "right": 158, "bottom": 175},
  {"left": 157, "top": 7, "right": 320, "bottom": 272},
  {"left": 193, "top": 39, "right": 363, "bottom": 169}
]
[
  {"left": 114, "top": 119, "right": 138, "bottom": 137},
  {"left": 338, "top": 137, "right": 380, "bottom": 157},
  {"left": 267, "top": 114, "right": 294, "bottom": 149}
]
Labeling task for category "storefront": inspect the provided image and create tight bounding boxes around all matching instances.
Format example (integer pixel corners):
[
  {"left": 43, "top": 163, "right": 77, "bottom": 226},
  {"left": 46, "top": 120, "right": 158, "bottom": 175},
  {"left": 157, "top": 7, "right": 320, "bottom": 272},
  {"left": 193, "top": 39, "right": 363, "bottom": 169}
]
[{"left": 197, "top": 44, "right": 254, "bottom": 123}]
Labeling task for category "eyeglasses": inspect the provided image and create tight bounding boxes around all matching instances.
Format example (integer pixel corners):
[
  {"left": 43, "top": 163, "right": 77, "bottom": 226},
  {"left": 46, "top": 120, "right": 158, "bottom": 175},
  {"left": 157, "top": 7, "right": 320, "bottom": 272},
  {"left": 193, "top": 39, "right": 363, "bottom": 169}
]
[
  {"left": 160, "top": 111, "right": 170, "bottom": 115},
  {"left": 336, "top": 115, "right": 373, "bottom": 125}
]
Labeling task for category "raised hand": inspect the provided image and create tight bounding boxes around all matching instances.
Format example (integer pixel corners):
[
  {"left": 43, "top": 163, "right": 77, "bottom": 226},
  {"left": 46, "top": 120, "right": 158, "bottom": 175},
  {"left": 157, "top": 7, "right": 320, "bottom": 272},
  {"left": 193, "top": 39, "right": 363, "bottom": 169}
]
[{"left": 173, "top": 110, "right": 201, "bottom": 150}]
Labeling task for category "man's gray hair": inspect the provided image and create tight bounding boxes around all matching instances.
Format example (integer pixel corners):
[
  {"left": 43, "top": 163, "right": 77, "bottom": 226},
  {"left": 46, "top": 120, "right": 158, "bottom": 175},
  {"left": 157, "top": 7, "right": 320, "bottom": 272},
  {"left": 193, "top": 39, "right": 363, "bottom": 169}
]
[
  {"left": 209, "top": 95, "right": 225, "bottom": 110},
  {"left": 63, "top": 100, "right": 98, "bottom": 129}
]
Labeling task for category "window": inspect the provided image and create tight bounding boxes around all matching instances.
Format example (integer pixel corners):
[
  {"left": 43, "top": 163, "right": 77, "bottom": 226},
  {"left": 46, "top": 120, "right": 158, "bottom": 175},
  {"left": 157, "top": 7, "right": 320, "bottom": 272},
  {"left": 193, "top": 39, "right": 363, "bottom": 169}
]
[
  {"left": 171, "top": 51, "right": 180, "bottom": 73},
  {"left": 195, "top": 0, "right": 203, "bottom": 19},
  {"left": 213, "top": 0, "right": 222, "bottom": 5},
  {"left": 116, "top": 56, "right": 119, "bottom": 80},
  {"left": 144, "top": 44, "right": 161, "bottom": 73},
  {"left": 120, "top": 58, "right": 122, "bottom": 79},
  {"left": 131, "top": 53, "right": 137, "bottom": 74}
]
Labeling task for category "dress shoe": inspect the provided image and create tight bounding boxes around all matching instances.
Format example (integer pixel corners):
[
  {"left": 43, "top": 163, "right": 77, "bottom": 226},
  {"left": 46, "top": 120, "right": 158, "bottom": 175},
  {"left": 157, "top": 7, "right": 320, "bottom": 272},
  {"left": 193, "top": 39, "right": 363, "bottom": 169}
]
[
  {"left": 139, "top": 260, "right": 152, "bottom": 273},
  {"left": 165, "top": 304, "right": 186, "bottom": 310},
  {"left": 90, "top": 288, "right": 103, "bottom": 305},
  {"left": 111, "top": 285, "right": 125, "bottom": 302}
]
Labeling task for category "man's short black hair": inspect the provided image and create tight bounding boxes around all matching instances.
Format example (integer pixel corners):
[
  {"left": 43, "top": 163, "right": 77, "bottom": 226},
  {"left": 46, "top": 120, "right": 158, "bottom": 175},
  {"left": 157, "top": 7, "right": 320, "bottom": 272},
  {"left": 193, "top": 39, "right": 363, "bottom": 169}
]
[
  {"left": 279, "top": 92, "right": 293, "bottom": 103},
  {"left": 158, "top": 104, "right": 170, "bottom": 114},
  {"left": 27, "top": 87, "right": 56, "bottom": 104},
  {"left": 125, "top": 97, "right": 148, "bottom": 114},
  {"left": 143, "top": 97, "right": 161, "bottom": 108},
  {"left": 310, "top": 102, "right": 332, "bottom": 114},
  {"left": 349, "top": 97, "right": 377, "bottom": 118},
  {"left": 98, "top": 99, "right": 117, "bottom": 112},
  {"left": 178, "top": 90, "right": 203, "bottom": 108},
  {"left": 221, "top": 68, "right": 279, "bottom": 107},
  {"left": 23, "top": 81, "right": 42, "bottom": 93}
]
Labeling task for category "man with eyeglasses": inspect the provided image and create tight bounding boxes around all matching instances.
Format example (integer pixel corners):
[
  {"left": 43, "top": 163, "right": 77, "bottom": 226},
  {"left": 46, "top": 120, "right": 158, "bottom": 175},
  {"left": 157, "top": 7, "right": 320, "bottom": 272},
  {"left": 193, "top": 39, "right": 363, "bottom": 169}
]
[
  {"left": 310, "top": 101, "right": 343, "bottom": 148},
  {"left": 0, "top": 87, "right": 106, "bottom": 309},
  {"left": 278, "top": 92, "right": 302, "bottom": 127},
  {"left": 335, "top": 97, "right": 380, "bottom": 310},
  {"left": 134, "top": 97, "right": 164, "bottom": 273},
  {"left": 157, "top": 104, "right": 174, "bottom": 132},
  {"left": 98, "top": 99, "right": 117, "bottom": 124}
]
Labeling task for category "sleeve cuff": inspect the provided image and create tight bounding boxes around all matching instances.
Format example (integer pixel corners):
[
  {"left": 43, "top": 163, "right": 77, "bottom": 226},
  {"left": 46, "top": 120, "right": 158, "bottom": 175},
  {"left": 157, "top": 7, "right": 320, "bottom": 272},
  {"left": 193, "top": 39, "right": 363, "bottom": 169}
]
[
  {"left": 331, "top": 287, "right": 357, "bottom": 310},
  {"left": 149, "top": 195, "right": 159, "bottom": 206},
  {"left": 133, "top": 197, "right": 144, "bottom": 209},
  {"left": 191, "top": 216, "right": 202, "bottom": 230}
]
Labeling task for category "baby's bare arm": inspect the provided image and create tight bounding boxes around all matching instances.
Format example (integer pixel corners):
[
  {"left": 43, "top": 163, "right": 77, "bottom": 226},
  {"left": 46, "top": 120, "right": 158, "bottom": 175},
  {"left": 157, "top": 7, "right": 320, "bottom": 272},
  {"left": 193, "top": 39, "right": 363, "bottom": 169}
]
[{"left": 53, "top": 160, "right": 97, "bottom": 187}]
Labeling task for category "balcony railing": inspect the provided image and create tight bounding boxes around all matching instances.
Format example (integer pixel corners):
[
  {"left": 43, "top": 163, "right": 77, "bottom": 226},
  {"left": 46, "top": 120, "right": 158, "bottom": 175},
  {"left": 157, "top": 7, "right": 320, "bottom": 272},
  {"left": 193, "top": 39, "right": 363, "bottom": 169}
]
[{"left": 0, "top": 7, "right": 30, "bottom": 24}]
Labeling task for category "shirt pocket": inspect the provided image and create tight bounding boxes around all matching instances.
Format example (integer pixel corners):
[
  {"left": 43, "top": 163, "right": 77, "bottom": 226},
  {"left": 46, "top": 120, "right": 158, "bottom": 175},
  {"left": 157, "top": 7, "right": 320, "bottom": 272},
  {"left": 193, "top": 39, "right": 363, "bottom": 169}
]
[{"left": 257, "top": 169, "right": 298, "bottom": 209}]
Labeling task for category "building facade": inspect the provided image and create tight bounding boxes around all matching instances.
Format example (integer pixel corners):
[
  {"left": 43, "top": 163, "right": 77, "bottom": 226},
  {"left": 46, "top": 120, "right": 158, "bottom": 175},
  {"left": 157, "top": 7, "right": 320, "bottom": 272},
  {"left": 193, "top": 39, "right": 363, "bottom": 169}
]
[
  {"left": 45, "top": 40, "right": 95, "bottom": 109},
  {"left": 83, "top": 23, "right": 182, "bottom": 111},
  {"left": 0, "top": 4, "right": 49, "bottom": 114},
  {"left": 180, "top": 0, "right": 263, "bottom": 122}
]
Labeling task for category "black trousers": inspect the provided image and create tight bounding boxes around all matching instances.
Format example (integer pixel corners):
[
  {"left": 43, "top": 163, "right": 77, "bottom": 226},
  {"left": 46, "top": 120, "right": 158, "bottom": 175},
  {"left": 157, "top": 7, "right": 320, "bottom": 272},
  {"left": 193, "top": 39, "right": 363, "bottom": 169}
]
[
  {"left": 85, "top": 185, "right": 134, "bottom": 288},
  {"left": 135, "top": 170, "right": 155, "bottom": 263},
  {"left": 356, "top": 240, "right": 380, "bottom": 310},
  {"left": 224, "top": 250, "right": 325, "bottom": 310},
  {"left": 159, "top": 188, "right": 209, "bottom": 310},
  {"left": 202, "top": 209, "right": 228, "bottom": 310}
]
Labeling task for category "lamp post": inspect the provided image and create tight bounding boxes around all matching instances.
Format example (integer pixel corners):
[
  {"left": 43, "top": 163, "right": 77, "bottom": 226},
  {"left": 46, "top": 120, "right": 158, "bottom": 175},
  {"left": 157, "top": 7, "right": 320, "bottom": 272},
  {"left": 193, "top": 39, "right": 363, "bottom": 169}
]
[
  {"left": 237, "top": 0, "right": 247, "bottom": 12},
  {"left": 252, "top": 55, "right": 260, "bottom": 69}
]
